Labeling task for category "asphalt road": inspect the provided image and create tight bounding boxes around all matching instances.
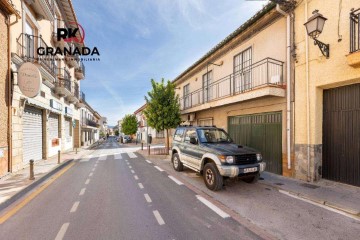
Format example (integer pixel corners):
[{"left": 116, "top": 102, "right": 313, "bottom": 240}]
[{"left": 0, "top": 137, "right": 262, "bottom": 240}]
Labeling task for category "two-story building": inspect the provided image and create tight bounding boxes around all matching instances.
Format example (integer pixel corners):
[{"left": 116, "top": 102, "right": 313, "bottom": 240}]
[
  {"left": 173, "top": 2, "right": 294, "bottom": 177},
  {"left": 9, "top": 0, "right": 86, "bottom": 172},
  {"left": 80, "top": 99, "right": 102, "bottom": 146},
  {"left": 294, "top": 0, "right": 360, "bottom": 187}
]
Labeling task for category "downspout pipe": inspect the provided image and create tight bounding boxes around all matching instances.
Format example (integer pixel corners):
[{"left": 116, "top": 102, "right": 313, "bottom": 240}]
[
  {"left": 305, "top": 0, "right": 311, "bottom": 182},
  {"left": 276, "top": 4, "right": 292, "bottom": 170}
]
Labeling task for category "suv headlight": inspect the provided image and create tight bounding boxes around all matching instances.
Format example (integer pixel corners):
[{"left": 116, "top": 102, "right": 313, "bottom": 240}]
[
  {"left": 219, "top": 155, "right": 234, "bottom": 164},
  {"left": 256, "top": 153, "right": 262, "bottom": 162}
]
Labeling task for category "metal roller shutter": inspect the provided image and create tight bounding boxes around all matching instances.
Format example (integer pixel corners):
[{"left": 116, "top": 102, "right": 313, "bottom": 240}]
[
  {"left": 65, "top": 117, "right": 71, "bottom": 141},
  {"left": 48, "top": 113, "right": 59, "bottom": 141},
  {"left": 23, "top": 105, "right": 43, "bottom": 163}
]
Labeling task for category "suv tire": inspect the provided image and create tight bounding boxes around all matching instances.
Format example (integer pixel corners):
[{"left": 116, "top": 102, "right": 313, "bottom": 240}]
[
  {"left": 203, "top": 163, "right": 223, "bottom": 191},
  {"left": 243, "top": 173, "right": 260, "bottom": 184},
  {"left": 172, "top": 153, "right": 183, "bottom": 171}
]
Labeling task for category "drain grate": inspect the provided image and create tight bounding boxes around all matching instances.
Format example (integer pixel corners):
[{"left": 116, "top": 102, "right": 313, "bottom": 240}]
[{"left": 300, "top": 183, "right": 320, "bottom": 189}]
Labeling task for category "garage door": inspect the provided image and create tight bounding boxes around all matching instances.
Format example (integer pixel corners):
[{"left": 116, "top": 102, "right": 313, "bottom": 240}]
[
  {"left": 228, "top": 112, "right": 282, "bottom": 174},
  {"left": 323, "top": 84, "right": 360, "bottom": 186},
  {"left": 48, "top": 113, "right": 59, "bottom": 141},
  {"left": 23, "top": 105, "right": 43, "bottom": 163}
]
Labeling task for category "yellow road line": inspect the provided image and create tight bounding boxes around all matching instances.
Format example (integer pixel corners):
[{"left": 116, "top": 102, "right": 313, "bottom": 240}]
[{"left": 0, "top": 162, "right": 76, "bottom": 224}]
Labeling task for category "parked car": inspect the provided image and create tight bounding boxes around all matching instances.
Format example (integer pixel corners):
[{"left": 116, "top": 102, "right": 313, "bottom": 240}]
[
  {"left": 123, "top": 135, "right": 132, "bottom": 143},
  {"left": 171, "top": 126, "right": 266, "bottom": 191}
]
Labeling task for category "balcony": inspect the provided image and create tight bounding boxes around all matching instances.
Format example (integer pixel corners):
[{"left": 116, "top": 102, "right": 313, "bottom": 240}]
[
  {"left": 65, "top": 43, "right": 80, "bottom": 68},
  {"left": 75, "top": 62, "right": 85, "bottom": 80},
  {"left": 76, "top": 91, "right": 86, "bottom": 108},
  {"left": 51, "top": 18, "right": 69, "bottom": 50},
  {"left": 66, "top": 82, "right": 79, "bottom": 104},
  {"left": 347, "top": 9, "right": 360, "bottom": 68},
  {"left": 55, "top": 68, "right": 72, "bottom": 96},
  {"left": 25, "top": 0, "right": 54, "bottom": 21},
  {"left": 86, "top": 119, "right": 99, "bottom": 128},
  {"left": 179, "top": 58, "right": 285, "bottom": 113},
  {"left": 15, "top": 33, "right": 56, "bottom": 85}
]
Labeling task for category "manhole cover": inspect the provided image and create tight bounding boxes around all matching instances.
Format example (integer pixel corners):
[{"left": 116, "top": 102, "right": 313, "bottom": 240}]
[{"left": 300, "top": 183, "right": 320, "bottom": 189}]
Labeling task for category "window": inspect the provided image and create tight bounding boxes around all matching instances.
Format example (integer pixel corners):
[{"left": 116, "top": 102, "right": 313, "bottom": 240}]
[
  {"left": 156, "top": 130, "right": 164, "bottom": 138},
  {"left": 183, "top": 84, "right": 190, "bottom": 109},
  {"left": 184, "top": 129, "right": 197, "bottom": 143},
  {"left": 173, "top": 129, "right": 185, "bottom": 142},
  {"left": 202, "top": 70, "right": 213, "bottom": 102},
  {"left": 198, "top": 118, "right": 213, "bottom": 127},
  {"left": 234, "top": 47, "right": 252, "bottom": 92},
  {"left": 350, "top": 9, "right": 360, "bottom": 53},
  {"left": 197, "top": 128, "right": 232, "bottom": 143}
]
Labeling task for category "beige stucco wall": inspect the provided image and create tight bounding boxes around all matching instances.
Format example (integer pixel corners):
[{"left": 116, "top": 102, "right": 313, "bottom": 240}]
[
  {"left": 9, "top": 0, "right": 84, "bottom": 172},
  {"left": 175, "top": 16, "right": 287, "bottom": 99},
  {"left": 0, "top": 8, "right": 9, "bottom": 176},
  {"left": 294, "top": 0, "right": 360, "bottom": 181}
]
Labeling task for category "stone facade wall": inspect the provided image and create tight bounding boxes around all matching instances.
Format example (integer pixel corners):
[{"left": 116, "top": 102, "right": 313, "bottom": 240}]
[
  {"left": 0, "top": 9, "right": 9, "bottom": 177},
  {"left": 294, "top": 144, "right": 322, "bottom": 182}
]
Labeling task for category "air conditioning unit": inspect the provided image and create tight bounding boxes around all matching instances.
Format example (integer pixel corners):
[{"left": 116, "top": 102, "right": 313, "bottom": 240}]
[{"left": 188, "top": 113, "right": 196, "bottom": 122}]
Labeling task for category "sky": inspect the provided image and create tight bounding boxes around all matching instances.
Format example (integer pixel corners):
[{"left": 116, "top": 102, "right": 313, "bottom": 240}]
[{"left": 72, "top": 0, "right": 270, "bottom": 126}]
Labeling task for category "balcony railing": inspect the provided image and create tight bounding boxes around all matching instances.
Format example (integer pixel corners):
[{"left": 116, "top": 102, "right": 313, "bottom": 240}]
[
  {"left": 56, "top": 68, "right": 71, "bottom": 92},
  {"left": 75, "top": 61, "right": 86, "bottom": 77},
  {"left": 16, "top": 33, "right": 56, "bottom": 78},
  {"left": 86, "top": 119, "right": 99, "bottom": 128},
  {"left": 80, "top": 91, "right": 86, "bottom": 102},
  {"left": 179, "top": 58, "right": 284, "bottom": 111},
  {"left": 74, "top": 83, "right": 79, "bottom": 99},
  {"left": 350, "top": 9, "right": 360, "bottom": 53}
]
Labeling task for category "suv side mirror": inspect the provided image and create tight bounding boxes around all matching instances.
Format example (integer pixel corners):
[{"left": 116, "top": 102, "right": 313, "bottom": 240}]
[{"left": 190, "top": 137, "right": 197, "bottom": 145}]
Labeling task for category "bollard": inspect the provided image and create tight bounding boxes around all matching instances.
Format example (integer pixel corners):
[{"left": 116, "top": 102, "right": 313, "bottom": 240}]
[
  {"left": 76, "top": 148, "right": 78, "bottom": 154},
  {"left": 141, "top": 143, "right": 143, "bottom": 150},
  {"left": 29, "top": 160, "right": 35, "bottom": 180},
  {"left": 148, "top": 144, "right": 150, "bottom": 155},
  {"left": 58, "top": 150, "right": 61, "bottom": 164}
]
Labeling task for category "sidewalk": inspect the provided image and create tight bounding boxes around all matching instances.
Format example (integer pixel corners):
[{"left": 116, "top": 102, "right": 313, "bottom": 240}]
[
  {"left": 137, "top": 150, "right": 360, "bottom": 218},
  {"left": 0, "top": 146, "right": 94, "bottom": 210}
]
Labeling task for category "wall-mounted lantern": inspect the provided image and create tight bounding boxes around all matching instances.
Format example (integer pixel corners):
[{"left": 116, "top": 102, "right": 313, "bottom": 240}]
[{"left": 304, "top": 10, "right": 330, "bottom": 58}]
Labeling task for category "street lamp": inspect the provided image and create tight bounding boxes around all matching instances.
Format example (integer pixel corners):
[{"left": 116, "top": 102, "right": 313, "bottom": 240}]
[{"left": 304, "top": 10, "right": 330, "bottom": 58}]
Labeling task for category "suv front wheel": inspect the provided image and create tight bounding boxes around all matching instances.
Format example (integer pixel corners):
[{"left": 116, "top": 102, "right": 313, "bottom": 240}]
[
  {"left": 172, "top": 153, "right": 184, "bottom": 171},
  {"left": 203, "top": 163, "right": 223, "bottom": 191}
]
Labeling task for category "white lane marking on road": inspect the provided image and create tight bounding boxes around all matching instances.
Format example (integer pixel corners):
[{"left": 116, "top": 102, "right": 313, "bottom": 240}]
[
  {"left": 138, "top": 183, "right": 144, "bottom": 189},
  {"left": 145, "top": 160, "right": 152, "bottom": 164},
  {"left": 144, "top": 194, "right": 152, "bottom": 203},
  {"left": 153, "top": 210, "right": 165, "bottom": 225},
  {"left": 278, "top": 189, "right": 360, "bottom": 222},
  {"left": 126, "top": 162, "right": 130, "bottom": 165},
  {"left": 154, "top": 166, "right": 164, "bottom": 172},
  {"left": 114, "top": 154, "right": 122, "bottom": 160},
  {"left": 79, "top": 188, "right": 86, "bottom": 196},
  {"left": 98, "top": 155, "right": 107, "bottom": 161},
  {"left": 55, "top": 223, "right": 70, "bottom": 240},
  {"left": 127, "top": 152, "right": 137, "bottom": 158},
  {"left": 129, "top": 166, "right": 132, "bottom": 169},
  {"left": 131, "top": 170, "right": 135, "bottom": 174},
  {"left": 92, "top": 167, "right": 96, "bottom": 171},
  {"left": 196, "top": 195, "right": 230, "bottom": 218},
  {"left": 85, "top": 179, "right": 90, "bottom": 185},
  {"left": 134, "top": 175, "right": 139, "bottom": 180},
  {"left": 70, "top": 201, "right": 80, "bottom": 213},
  {"left": 89, "top": 172, "right": 93, "bottom": 177},
  {"left": 79, "top": 159, "right": 89, "bottom": 162},
  {"left": 168, "top": 175, "right": 184, "bottom": 185}
]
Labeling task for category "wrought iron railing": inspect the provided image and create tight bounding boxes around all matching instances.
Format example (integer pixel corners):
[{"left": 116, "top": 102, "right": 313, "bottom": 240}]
[
  {"left": 56, "top": 68, "right": 71, "bottom": 92},
  {"left": 179, "top": 58, "right": 284, "bottom": 110},
  {"left": 74, "top": 82, "right": 79, "bottom": 99},
  {"left": 75, "top": 61, "right": 85, "bottom": 77},
  {"left": 16, "top": 33, "right": 56, "bottom": 78},
  {"left": 86, "top": 119, "right": 99, "bottom": 128},
  {"left": 350, "top": 9, "right": 360, "bottom": 53}
]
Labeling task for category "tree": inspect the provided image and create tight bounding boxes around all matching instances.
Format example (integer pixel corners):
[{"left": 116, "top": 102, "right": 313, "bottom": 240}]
[
  {"left": 144, "top": 78, "right": 181, "bottom": 153},
  {"left": 115, "top": 130, "right": 119, "bottom": 136},
  {"left": 121, "top": 114, "right": 138, "bottom": 136}
]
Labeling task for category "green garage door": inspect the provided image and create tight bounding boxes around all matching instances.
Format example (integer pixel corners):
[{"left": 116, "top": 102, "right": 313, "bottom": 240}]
[{"left": 228, "top": 112, "right": 282, "bottom": 174}]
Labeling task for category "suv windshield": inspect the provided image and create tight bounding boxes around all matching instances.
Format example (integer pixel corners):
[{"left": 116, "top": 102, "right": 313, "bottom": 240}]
[{"left": 197, "top": 129, "right": 232, "bottom": 143}]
